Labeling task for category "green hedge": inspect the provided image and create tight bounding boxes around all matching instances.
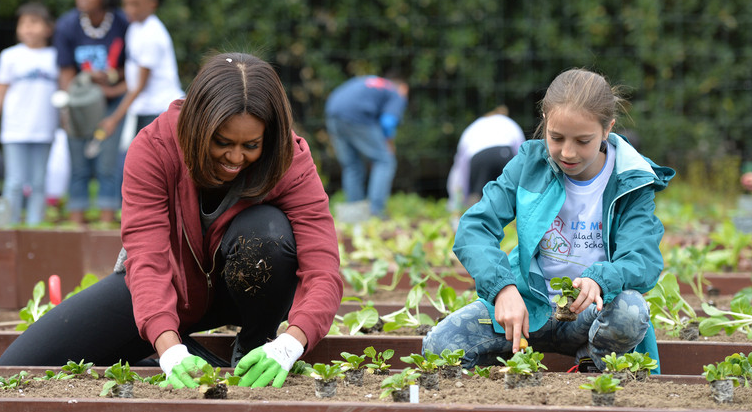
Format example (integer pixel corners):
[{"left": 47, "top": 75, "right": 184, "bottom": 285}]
[{"left": 2, "top": 0, "right": 750, "bottom": 194}]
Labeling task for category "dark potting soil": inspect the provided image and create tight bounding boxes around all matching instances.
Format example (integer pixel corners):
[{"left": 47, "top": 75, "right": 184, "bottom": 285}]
[{"left": 1, "top": 372, "right": 751, "bottom": 410}]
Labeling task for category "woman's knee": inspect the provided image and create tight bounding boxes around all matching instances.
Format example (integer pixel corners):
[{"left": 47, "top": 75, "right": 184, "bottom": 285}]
[{"left": 221, "top": 205, "right": 298, "bottom": 295}]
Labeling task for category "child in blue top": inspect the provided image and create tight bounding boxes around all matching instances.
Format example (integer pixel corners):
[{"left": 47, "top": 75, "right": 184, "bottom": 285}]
[
  {"left": 423, "top": 68, "right": 675, "bottom": 372},
  {"left": 0, "top": 2, "right": 58, "bottom": 226}
]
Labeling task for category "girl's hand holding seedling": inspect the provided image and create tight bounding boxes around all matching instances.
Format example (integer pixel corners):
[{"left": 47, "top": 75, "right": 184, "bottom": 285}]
[
  {"left": 493, "top": 285, "right": 530, "bottom": 352},
  {"left": 570, "top": 277, "right": 603, "bottom": 314},
  {"left": 158, "top": 344, "right": 208, "bottom": 389},
  {"left": 235, "top": 333, "right": 304, "bottom": 388}
]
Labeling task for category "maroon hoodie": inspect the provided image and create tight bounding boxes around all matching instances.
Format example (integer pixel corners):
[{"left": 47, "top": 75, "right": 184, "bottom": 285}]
[{"left": 121, "top": 100, "right": 342, "bottom": 354}]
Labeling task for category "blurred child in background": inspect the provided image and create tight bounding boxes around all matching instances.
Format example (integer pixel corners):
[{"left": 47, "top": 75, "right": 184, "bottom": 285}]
[{"left": 0, "top": 2, "right": 58, "bottom": 226}]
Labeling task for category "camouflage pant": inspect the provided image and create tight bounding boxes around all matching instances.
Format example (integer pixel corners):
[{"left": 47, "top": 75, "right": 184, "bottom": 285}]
[{"left": 422, "top": 289, "right": 649, "bottom": 371}]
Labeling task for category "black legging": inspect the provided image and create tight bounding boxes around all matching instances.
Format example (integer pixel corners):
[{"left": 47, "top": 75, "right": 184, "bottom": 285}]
[
  {"left": 0, "top": 204, "right": 298, "bottom": 367},
  {"left": 469, "top": 145, "right": 515, "bottom": 196}
]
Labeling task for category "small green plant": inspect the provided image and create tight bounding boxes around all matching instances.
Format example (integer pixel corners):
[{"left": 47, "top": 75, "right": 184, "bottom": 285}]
[
  {"left": 645, "top": 272, "right": 703, "bottom": 337},
  {"left": 339, "top": 297, "right": 381, "bottom": 335},
  {"left": 400, "top": 349, "right": 445, "bottom": 373},
  {"left": 724, "top": 352, "right": 752, "bottom": 387},
  {"left": 99, "top": 360, "right": 140, "bottom": 397},
  {"left": 440, "top": 348, "right": 465, "bottom": 367},
  {"left": 469, "top": 365, "right": 492, "bottom": 378},
  {"left": 364, "top": 346, "right": 394, "bottom": 374},
  {"left": 141, "top": 373, "right": 166, "bottom": 385},
  {"left": 305, "top": 363, "right": 344, "bottom": 382},
  {"left": 38, "top": 359, "right": 100, "bottom": 381},
  {"left": 16, "top": 281, "right": 54, "bottom": 331},
  {"left": 195, "top": 363, "right": 240, "bottom": 387},
  {"left": 16, "top": 274, "right": 100, "bottom": 331},
  {"left": 381, "top": 282, "right": 435, "bottom": 331},
  {"left": 379, "top": 367, "right": 421, "bottom": 399},
  {"left": 703, "top": 361, "right": 741, "bottom": 386},
  {"left": 550, "top": 276, "right": 580, "bottom": 307},
  {"left": 290, "top": 360, "right": 312, "bottom": 375},
  {"left": 601, "top": 353, "right": 630, "bottom": 373},
  {"left": 663, "top": 245, "right": 711, "bottom": 301},
  {"left": 624, "top": 352, "right": 658, "bottom": 374},
  {"left": 341, "top": 259, "right": 389, "bottom": 296},
  {"left": 699, "top": 296, "right": 752, "bottom": 339},
  {"left": 0, "top": 371, "right": 30, "bottom": 389},
  {"left": 579, "top": 373, "right": 623, "bottom": 394},
  {"left": 426, "top": 284, "right": 477, "bottom": 319},
  {"left": 332, "top": 351, "right": 366, "bottom": 372},
  {"left": 497, "top": 347, "right": 548, "bottom": 375}
]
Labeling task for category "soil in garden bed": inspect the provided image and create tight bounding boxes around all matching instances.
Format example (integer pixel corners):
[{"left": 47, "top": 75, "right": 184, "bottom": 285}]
[{"left": 1, "top": 372, "right": 751, "bottom": 410}]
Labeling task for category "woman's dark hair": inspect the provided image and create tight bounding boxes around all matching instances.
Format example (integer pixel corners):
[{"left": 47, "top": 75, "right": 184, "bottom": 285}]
[{"left": 177, "top": 52, "right": 294, "bottom": 201}]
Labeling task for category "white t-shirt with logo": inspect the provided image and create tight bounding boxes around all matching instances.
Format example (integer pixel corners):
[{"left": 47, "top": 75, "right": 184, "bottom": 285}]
[
  {"left": 125, "top": 14, "right": 183, "bottom": 116},
  {"left": 537, "top": 142, "right": 615, "bottom": 305},
  {"left": 0, "top": 44, "right": 58, "bottom": 143}
]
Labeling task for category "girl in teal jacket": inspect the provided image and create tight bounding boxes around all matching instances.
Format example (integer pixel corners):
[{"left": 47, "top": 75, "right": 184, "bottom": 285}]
[{"left": 424, "top": 69, "right": 675, "bottom": 372}]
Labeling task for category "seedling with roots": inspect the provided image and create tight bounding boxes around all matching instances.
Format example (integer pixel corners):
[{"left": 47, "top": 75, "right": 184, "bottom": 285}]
[
  {"left": 379, "top": 367, "right": 421, "bottom": 400},
  {"left": 99, "top": 360, "right": 140, "bottom": 398},
  {"left": 333, "top": 351, "right": 367, "bottom": 386},
  {"left": 498, "top": 346, "right": 548, "bottom": 375},
  {"left": 550, "top": 276, "right": 580, "bottom": 321},
  {"left": 364, "top": 346, "right": 394, "bottom": 374},
  {"left": 579, "top": 373, "right": 623, "bottom": 394}
]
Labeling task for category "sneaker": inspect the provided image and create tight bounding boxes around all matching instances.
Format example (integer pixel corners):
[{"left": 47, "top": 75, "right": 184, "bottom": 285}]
[{"left": 567, "top": 357, "right": 600, "bottom": 373}]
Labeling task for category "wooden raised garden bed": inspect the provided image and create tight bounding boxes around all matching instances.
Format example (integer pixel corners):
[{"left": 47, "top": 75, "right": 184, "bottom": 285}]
[{"left": 0, "top": 229, "right": 122, "bottom": 309}]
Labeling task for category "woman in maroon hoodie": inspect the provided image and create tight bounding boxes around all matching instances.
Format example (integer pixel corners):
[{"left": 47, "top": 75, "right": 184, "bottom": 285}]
[{"left": 0, "top": 52, "right": 343, "bottom": 389}]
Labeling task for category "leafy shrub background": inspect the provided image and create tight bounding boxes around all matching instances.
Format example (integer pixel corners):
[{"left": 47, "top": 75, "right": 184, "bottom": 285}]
[{"left": 1, "top": 0, "right": 749, "bottom": 195}]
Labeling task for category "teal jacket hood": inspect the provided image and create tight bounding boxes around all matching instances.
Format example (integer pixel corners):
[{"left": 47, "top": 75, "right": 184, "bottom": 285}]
[{"left": 453, "top": 133, "right": 675, "bottom": 372}]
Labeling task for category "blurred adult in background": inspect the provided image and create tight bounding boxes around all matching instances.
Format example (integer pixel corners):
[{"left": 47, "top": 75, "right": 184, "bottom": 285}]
[
  {"left": 54, "top": 0, "right": 128, "bottom": 225},
  {"left": 0, "top": 2, "right": 58, "bottom": 226},
  {"left": 325, "top": 74, "right": 408, "bottom": 219},
  {"left": 98, "top": 0, "right": 183, "bottom": 174},
  {"left": 446, "top": 105, "right": 525, "bottom": 213}
]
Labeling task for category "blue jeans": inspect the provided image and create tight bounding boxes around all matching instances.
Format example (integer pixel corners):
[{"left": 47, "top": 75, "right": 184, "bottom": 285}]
[
  {"left": 67, "top": 96, "right": 124, "bottom": 211},
  {"left": 423, "top": 290, "right": 650, "bottom": 371},
  {"left": 326, "top": 116, "right": 396, "bottom": 216},
  {"left": 1, "top": 142, "right": 52, "bottom": 225}
]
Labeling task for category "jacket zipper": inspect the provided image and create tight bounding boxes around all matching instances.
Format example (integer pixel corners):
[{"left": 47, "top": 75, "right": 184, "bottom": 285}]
[
  {"left": 181, "top": 224, "right": 214, "bottom": 290},
  {"left": 604, "top": 181, "right": 652, "bottom": 260}
]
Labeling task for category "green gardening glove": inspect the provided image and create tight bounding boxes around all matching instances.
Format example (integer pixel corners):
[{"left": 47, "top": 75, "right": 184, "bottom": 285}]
[
  {"left": 158, "top": 344, "right": 209, "bottom": 389},
  {"left": 235, "top": 333, "right": 304, "bottom": 388}
]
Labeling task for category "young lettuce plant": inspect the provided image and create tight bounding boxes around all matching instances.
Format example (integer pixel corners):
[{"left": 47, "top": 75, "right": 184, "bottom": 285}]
[
  {"left": 426, "top": 283, "right": 477, "bottom": 320},
  {"left": 364, "top": 346, "right": 394, "bottom": 375},
  {"left": 195, "top": 364, "right": 239, "bottom": 399},
  {"left": 17, "top": 274, "right": 100, "bottom": 331},
  {"left": 550, "top": 276, "right": 580, "bottom": 321},
  {"left": 38, "top": 359, "right": 100, "bottom": 381},
  {"left": 400, "top": 350, "right": 444, "bottom": 390},
  {"left": 579, "top": 373, "right": 623, "bottom": 393},
  {"left": 100, "top": 360, "right": 140, "bottom": 398},
  {"left": 645, "top": 272, "right": 704, "bottom": 338},
  {"left": 379, "top": 367, "right": 421, "bottom": 400},
  {"left": 338, "top": 296, "right": 381, "bottom": 335},
  {"left": 0, "top": 371, "right": 30, "bottom": 389},
  {"left": 498, "top": 346, "right": 548, "bottom": 375},
  {"left": 340, "top": 259, "right": 389, "bottom": 296},
  {"left": 439, "top": 348, "right": 465, "bottom": 379},
  {"left": 381, "top": 282, "right": 435, "bottom": 332},
  {"left": 700, "top": 295, "right": 752, "bottom": 339},
  {"left": 332, "top": 351, "right": 367, "bottom": 386}
]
